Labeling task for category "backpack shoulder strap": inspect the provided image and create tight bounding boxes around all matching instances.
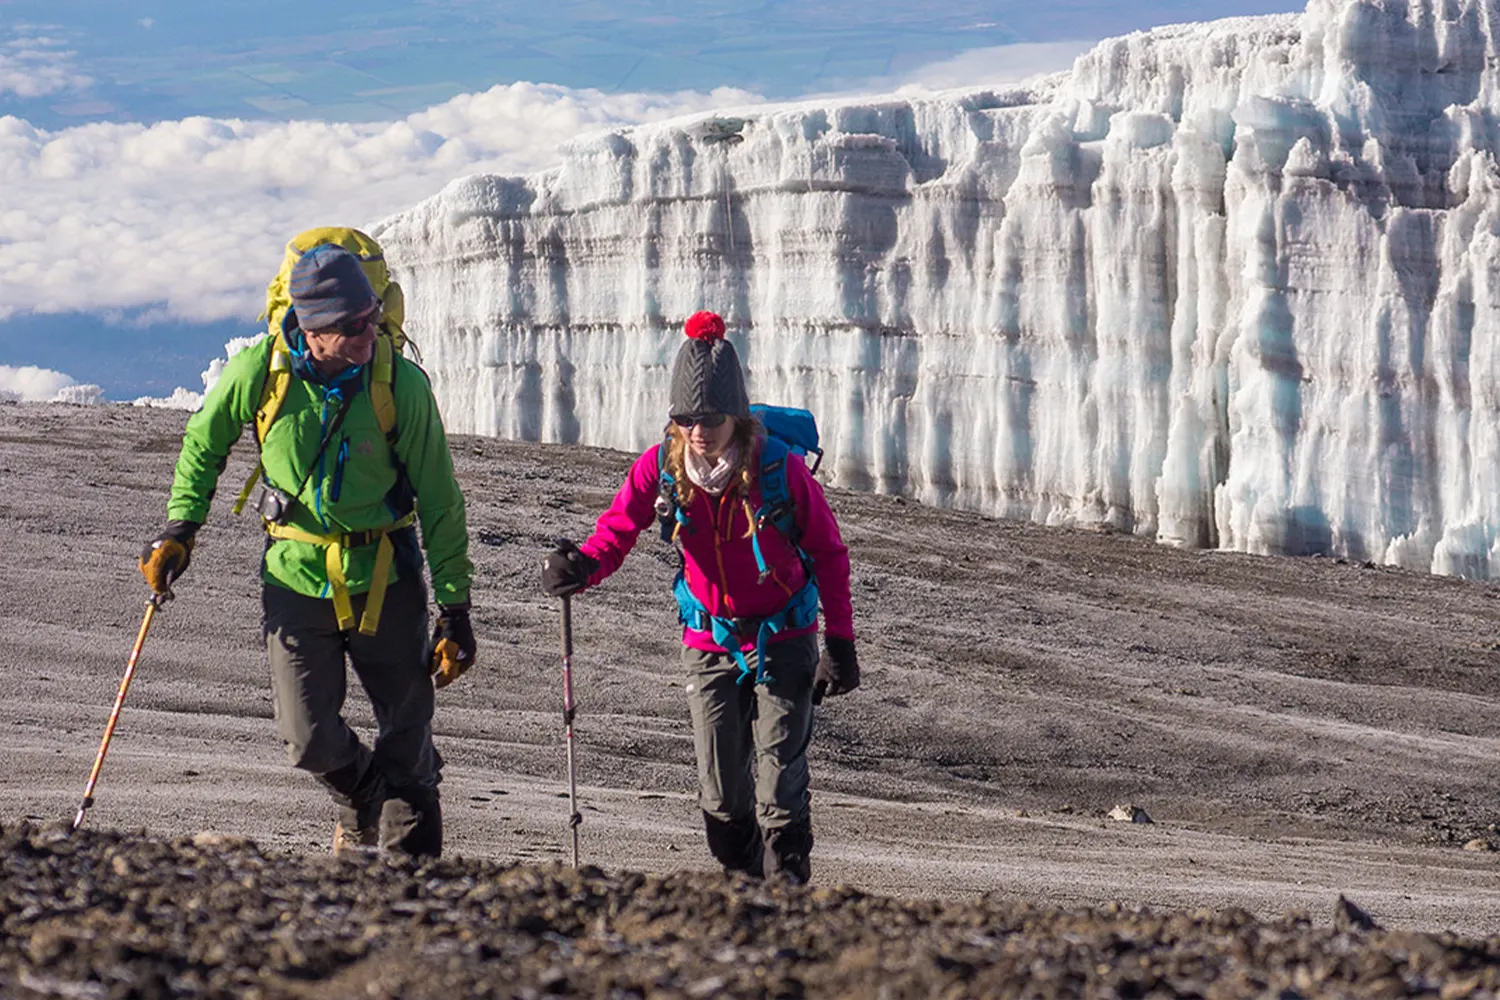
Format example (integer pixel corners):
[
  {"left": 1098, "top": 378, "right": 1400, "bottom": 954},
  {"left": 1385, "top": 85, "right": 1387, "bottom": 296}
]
[
  {"left": 255, "top": 333, "right": 295, "bottom": 444},
  {"left": 232, "top": 332, "right": 295, "bottom": 515},
  {"left": 656, "top": 438, "right": 681, "bottom": 542},
  {"left": 369, "top": 335, "right": 398, "bottom": 445},
  {"left": 756, "top": 435, "right": 797, "bottom": 538}
]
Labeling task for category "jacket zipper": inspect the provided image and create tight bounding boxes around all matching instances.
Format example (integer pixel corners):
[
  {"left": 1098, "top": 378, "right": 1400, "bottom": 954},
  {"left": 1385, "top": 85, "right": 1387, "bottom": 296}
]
[
  {"left": 331, "top": 438, "right": 348, "bottom": 502},
  {"left": 313, "top": 395, "right": 330, "bottom": 531}
]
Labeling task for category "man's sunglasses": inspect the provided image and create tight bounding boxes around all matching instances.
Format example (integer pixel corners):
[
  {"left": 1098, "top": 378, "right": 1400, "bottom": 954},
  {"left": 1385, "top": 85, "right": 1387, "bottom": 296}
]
[
  {"left": 672, "top": 412, "right": 729, "bottom": 429},
  {"left": 333, "top": 302, "right": 383, "bottom": 339}
]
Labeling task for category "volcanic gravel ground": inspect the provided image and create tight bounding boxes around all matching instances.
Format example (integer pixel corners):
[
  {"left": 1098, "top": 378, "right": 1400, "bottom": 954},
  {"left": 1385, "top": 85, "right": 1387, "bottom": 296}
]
[
  {"left": 2, "top": 400, "right": 1500, "bottom": 971},
  {"left": 6, "top": 822, "right": 1500, "bottom": 999}
]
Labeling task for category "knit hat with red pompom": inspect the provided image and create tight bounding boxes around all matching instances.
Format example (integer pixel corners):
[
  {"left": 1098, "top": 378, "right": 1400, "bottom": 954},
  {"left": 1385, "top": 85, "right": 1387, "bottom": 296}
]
[{"left": 668, "top": 311, "right": 750, "bottom": 420}]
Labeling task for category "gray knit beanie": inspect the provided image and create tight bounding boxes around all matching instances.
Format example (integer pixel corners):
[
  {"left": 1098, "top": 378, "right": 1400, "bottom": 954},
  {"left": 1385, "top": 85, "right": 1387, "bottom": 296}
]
[
  {"left": 289, "top": 245, "right": 378, "bottom": 331},
  {"left": 669, "top": 311, "right": 750, "bottom": 420}
]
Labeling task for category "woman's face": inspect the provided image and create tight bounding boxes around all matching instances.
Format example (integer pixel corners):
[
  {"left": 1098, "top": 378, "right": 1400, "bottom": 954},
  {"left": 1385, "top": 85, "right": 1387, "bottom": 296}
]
[{"left": 677, "top": 413, "right": 736, "bottom": 459}]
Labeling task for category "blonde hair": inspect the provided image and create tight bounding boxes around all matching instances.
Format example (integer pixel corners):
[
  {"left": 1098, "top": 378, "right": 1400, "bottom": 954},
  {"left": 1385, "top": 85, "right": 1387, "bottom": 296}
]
[{"left": 662, "top": 416, "right": 761, "bottom": 529}]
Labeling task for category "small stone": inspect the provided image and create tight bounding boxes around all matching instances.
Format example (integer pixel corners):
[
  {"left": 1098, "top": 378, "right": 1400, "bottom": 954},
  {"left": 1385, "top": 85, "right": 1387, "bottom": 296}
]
[
  {"left": 191, "top": 831, "right": 247, "bottom": 849},
  {"left": 1108, "top": 804, "right": 1152, "bottom": 824},
  {"left": 687, "top": 976, "right": 727, "bottom": 998},
  {"left": 1463, "top": 838, "right": 1493, "bottom": 852}
]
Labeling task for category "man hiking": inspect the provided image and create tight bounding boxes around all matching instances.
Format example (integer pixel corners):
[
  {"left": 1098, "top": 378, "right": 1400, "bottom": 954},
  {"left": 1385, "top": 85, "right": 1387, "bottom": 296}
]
[{"left": 139, "top": 241, "right": 474, "bottom": 857}]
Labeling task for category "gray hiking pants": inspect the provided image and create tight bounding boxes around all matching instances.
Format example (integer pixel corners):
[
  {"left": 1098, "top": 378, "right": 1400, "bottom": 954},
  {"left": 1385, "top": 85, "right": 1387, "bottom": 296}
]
[
  {"left": 262, "top": 574, "right": 440, "bottom": 795},
  {"left": 683, "top": 633, "right": 818, "bottom": 831}
]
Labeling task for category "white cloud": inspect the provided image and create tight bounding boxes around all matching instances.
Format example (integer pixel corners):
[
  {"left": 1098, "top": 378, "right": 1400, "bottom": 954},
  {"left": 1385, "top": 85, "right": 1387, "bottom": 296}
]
[
  {"left": 873, "top": 40, "right": 1092, "bottom": 94},
  {"left": 0, "top": 39, "right": 1086, "bottom": 333},
  {"left": 0, "top": 38, "right": 1088, "bottom": 351},
  {"left": 0, "top": 29, "right": 92, "bottom": 98},
  {"left": 0, "top": 81, "right": 762, "bottom": 325},
  {"left": 0, "top": 364, "right": 103, "bottom": 404}
]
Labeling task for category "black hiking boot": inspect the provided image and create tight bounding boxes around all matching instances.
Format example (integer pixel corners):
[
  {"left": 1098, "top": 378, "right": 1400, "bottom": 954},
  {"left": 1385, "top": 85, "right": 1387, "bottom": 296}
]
[
  {"left": 380, "top": 786, "right": 443, "bottom": 858},
  {"left": 764, "top": 819, "right": 813, "bottom": 884},
  {"left": 703, "top": 812, "right": 764, "bottom": 878}
]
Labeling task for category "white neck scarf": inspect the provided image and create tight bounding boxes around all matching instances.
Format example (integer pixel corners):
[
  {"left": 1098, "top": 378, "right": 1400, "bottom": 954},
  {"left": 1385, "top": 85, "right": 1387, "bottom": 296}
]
[{"left": 685, "top": 444, "right": 740, "bottom": 496}]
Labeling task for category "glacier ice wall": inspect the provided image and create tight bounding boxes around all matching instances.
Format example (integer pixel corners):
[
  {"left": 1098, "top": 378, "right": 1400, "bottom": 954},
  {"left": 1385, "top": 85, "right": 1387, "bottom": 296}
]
[{"left": 375, "top": 0, "right": 1500, "bottom": 579}]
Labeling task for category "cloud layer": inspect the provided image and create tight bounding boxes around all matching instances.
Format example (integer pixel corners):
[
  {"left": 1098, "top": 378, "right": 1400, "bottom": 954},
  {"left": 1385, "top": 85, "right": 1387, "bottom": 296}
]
[
  {"left": 0, "top": 34, "right": 1094, "bottom": 336},
  {"left": 1, "top": 82, "right": 760, "bottom": 324},
  {"left": 0, "top": 364, "right": 102, "bottom": 403},
  {"left": 0, "top": 30, "right": 91, "bottom": 99},
  {"left": 888, "top": 42, "right": 1088, "bottom": 91}
]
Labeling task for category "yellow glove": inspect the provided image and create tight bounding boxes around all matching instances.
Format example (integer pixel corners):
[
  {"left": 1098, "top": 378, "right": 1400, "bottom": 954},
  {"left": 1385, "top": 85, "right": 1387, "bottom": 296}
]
[
  {"left": 138, "top": 522, "right": 198, "bottom": 595},
  {"left": 428, "top": 604, "right": 475, "bottom": 688}
]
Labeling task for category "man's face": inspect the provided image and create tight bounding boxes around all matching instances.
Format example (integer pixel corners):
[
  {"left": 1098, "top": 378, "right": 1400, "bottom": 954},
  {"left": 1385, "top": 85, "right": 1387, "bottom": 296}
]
[{"left": 304, "top": 304, "right": 380, "bottom": 372}]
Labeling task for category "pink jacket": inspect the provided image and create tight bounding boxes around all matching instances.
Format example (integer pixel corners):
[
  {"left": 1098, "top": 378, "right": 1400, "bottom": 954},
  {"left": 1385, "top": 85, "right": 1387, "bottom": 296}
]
[{"left": 578, "top": 439, "right": 855, "bottom": 653}]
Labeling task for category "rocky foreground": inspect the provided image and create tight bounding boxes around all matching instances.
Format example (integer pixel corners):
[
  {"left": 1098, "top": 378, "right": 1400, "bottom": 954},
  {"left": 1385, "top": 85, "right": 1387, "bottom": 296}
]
[{"left": 4, "top": 823, "right": 1498, "bottom": 1000}]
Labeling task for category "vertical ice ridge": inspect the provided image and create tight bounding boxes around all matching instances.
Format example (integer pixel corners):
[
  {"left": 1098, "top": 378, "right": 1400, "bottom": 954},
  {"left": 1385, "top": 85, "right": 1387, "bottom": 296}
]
[{"left": 375, "top": 0, "right": 1500, "bottom": 578}]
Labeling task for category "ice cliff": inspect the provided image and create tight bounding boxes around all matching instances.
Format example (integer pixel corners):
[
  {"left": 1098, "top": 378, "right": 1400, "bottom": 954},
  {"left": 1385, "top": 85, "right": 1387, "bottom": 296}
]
[{"left": 375, "top": 0, "right": 1500, "bottom": 578}]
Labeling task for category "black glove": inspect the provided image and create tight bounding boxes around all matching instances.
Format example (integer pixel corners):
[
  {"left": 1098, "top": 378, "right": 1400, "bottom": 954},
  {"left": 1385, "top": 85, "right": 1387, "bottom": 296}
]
[
  {"left": 428, "top": 602, "right": 476, "bottom": 689},
  {"left": 138, "top": 520, "right": 200, "bottom": 594},
  {"left": 542, "top": 538, "right": 599, "bottom": 598},
  {"left": 813, "top": 635, "right": 860, "bottom": 705}
]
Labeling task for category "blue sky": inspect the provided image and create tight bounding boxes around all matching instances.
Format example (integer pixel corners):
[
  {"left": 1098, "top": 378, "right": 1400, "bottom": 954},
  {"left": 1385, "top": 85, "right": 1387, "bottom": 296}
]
[{"left": 0, "top": 0, "right": 1306, "bottom": 399}]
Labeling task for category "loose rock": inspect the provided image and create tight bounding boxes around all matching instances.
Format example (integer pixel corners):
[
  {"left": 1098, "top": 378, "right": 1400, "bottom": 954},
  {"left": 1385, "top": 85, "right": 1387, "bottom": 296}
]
[
  {"left": 3, "top": 822, "right": 1499, "bottom": 999},
  {"left": 1107, "top": 804, "right": 1152, "bottom": 824}
]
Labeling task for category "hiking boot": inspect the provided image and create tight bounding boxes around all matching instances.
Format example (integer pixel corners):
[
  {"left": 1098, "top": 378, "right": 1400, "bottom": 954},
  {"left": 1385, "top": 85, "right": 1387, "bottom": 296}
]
[
  {"left": 320, "top": 759, "right": 387, "bottom": 856},
  {"left": 765, "top": 820, "right": 813, "bottom": 884},
  {"left": 332, "top": 817, "right": 379, "bottom": 856},
  {"left": 703, "top": 812, "right": 764, "bottom": 878},
  {"left": 380, "top": 786, "right": 443, "bottom": 858}
]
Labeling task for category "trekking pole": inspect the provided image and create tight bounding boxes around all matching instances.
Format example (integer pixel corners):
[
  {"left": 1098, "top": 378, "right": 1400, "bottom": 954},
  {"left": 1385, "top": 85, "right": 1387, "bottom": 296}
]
[
  {"left": 72, "top": 589, "right": 171, "bottom": 832},
  {"left": 559, "top": 594, "right": 582, "bottom": 866}
]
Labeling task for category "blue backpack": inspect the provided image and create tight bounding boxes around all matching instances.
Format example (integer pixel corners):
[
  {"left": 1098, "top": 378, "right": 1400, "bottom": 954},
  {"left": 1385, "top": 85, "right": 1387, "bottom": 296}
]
[{"left": 655, "top": 404, "right": 824, "bottom": 683}]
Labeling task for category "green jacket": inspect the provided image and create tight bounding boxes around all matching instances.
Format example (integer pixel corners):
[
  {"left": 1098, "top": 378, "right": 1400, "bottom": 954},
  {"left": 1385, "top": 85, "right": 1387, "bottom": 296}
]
[{"left": 167, "top": 336, "right": 473, "bottom": 606}]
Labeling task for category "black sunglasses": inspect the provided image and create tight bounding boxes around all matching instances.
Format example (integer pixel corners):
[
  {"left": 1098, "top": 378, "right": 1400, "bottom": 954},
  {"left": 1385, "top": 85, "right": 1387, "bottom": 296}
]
[
  {"left": 334, "top": 300, "right": 383, "bottom": 338},
  {"left": 672, "top": 412, "right": 729, "bottom": 429}
]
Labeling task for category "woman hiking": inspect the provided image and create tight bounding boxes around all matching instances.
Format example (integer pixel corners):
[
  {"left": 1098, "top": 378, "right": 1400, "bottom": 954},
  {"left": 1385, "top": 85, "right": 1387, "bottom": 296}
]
[{"left": 541, "top": 310, "right": 860, "bottom": 883}]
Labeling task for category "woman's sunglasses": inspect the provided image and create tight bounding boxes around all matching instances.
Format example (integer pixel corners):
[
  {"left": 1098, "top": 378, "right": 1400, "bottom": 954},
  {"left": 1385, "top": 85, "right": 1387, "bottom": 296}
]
[{"left": 672, "top": 412, "right": 728, "bottom": 429}]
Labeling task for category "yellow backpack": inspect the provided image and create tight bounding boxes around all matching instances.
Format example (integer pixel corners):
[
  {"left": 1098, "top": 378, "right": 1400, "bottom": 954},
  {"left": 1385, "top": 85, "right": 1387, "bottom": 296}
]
[{"left": 231, "top": 226, "right": 413, "bottom": 515}]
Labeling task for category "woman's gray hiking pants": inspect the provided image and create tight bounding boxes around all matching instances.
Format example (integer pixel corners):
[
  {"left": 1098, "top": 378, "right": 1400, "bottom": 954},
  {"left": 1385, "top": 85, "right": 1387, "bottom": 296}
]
[
  {"left": 263, "top": 574, "right": 442, "bottom": 856},
  {"left": 683, "top": 632, "right": 818, "bottom": 882}
]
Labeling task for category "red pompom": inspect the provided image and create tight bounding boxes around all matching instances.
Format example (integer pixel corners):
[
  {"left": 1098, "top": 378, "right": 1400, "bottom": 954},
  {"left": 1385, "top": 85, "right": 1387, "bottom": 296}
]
[{"left": 684, "top": 311, "right": 726, "bottom": 341}]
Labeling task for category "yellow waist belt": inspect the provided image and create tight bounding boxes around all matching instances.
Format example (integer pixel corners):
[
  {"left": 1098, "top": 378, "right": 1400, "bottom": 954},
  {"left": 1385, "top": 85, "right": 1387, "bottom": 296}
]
[{"left": 264, "top": 511, "right": 419, "bottom": 635}]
